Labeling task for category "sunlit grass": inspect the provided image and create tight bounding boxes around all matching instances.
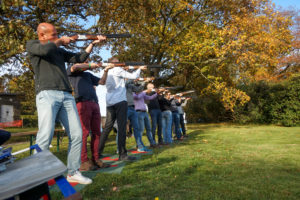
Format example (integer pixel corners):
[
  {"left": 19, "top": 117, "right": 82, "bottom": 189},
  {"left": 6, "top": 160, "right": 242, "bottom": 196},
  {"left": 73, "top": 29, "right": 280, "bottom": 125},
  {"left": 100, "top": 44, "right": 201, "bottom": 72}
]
[{"left": 6, "top": 124, "right": 300, "bottom": 200}]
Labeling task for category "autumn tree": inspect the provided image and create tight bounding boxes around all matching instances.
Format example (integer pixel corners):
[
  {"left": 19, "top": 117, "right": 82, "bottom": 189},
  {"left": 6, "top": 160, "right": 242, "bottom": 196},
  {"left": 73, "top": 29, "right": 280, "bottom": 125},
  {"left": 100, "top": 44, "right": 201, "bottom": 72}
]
[
  {"left": 0, "top": 0, "right": 97, "bottom": 74},
  {"left": 0, "top": 0, "right": 294, "bottom": 121},
  {"left": 169, "top": 0, "right": 292, "bottom": 113},
  {"left": 275, "top": 7, "right": 300, "bottom": 79},
  {"left": 7, "top": 71, "right": 35, "bottom": 114},
  {"left": 0, "top": 0, "right": 100, "bottom": 114}
]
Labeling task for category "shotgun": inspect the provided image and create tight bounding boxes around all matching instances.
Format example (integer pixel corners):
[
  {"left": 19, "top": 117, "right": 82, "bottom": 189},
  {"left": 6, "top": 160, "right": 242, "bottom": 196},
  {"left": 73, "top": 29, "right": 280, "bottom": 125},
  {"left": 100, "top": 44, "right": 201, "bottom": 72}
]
[
  {"left": 102, "top": 62, "right": 162, "bottom": 69},
  {"left": 176, "top": 90, "right": 196, "bottom": 96},
  {"left": 163, "top": 86, "right": 184, "bottom": 90},
  {"left": 70, "top": 33, "right": 131, "bottom": 41}
]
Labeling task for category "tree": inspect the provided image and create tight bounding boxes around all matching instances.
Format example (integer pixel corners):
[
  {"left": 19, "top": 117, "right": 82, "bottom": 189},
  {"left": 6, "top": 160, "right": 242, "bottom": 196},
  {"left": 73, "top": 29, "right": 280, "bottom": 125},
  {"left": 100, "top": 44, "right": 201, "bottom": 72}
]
[
  {"left": 170, "top": 0, "right": 292, "bottom": 112},
  {"left": 7, "top": 71, "right": 35, "bottom": 115},
  {"left": 0, "top": 0, "right": 294, "bottom": 121},
  {"left": 0, "top": 0, "right": 95, "bottom": 74},
  {"left": 275, "top": 8, "right": 300, "bottom": 79},
  {"left": 0, "top": 0, "right": 101, "bottom": 113}
]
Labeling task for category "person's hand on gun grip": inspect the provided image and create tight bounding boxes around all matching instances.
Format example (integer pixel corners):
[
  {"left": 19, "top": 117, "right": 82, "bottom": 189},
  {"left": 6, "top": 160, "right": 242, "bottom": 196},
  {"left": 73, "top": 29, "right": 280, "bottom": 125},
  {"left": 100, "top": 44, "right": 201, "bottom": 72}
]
[
  {"left": 104, "top": 64, "right": 115, "bottom": 71},
  {"left": 157, "top": 88, "right": 164, "bottom": 94},
  {"left": 93, "top": 35, "right": 107, "bottom": 45},
  {"left": 60, "top": 36, "right": 74, "bottom": 45},
  {"left": 90, "top": 63, "right": 102, "bottom": 69},
  {"left": 139, "top": 65, "right": 147, "bottom": 70}
]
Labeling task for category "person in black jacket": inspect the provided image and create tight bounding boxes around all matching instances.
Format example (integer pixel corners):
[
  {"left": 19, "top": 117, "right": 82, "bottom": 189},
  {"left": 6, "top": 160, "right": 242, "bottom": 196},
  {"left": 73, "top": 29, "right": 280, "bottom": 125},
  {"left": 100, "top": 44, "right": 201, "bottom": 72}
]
[
  {"left": 145, "top": 83, "right": 163, "bottom": 146},
  {"left": 157, "top": 90, "right": 173, "bottom": 144},
  {"left": 26, "top": 22, "right": 105, "bottom": 185},
  {"left": 67, "top": 62, "right": 114, "bottom": 171},
  {"left": 170, "top": 95, "right": 183, "bottom": 140}
]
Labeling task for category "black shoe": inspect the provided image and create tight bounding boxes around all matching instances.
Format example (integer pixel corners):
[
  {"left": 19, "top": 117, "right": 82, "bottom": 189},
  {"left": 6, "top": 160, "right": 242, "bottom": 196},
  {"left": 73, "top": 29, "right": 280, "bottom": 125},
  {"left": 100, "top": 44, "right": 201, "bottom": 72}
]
[
  {"left": 119, "top": 155, "right": 137, "bottom": 161},
  {"left": 149, "top": 144, "right": 158, "bottom": 148}
]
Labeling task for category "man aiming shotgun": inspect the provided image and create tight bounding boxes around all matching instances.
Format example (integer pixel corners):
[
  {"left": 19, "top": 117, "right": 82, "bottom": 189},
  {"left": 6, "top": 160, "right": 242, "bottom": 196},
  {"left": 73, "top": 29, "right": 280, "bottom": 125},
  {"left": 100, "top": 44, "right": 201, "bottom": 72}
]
[{"left": 26, "top": 22, "right": 111, "bottom": 185}]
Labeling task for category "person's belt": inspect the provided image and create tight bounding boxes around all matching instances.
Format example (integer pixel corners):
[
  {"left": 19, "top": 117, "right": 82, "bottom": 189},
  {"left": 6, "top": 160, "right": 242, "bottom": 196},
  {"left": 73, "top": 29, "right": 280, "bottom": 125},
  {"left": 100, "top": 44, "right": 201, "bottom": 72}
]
[
  {"left": 128, "top": 105, "right": 135, "bottom": 108},
  {"left": 136, "top": 109, "right": 146, "bottom": 112},
  {"left": 76, "top": 99, "right": 97, "bottom": 103}
]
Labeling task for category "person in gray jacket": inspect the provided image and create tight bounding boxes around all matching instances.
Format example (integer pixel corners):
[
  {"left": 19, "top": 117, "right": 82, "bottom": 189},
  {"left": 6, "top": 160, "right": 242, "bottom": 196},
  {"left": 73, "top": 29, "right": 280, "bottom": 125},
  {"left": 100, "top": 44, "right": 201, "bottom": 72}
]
[
  {"left": 26, "top": 22, "right": 105, "bottom": 185},
  {"left": 126, "top": 79, "right": 150, "bottom": 151}
]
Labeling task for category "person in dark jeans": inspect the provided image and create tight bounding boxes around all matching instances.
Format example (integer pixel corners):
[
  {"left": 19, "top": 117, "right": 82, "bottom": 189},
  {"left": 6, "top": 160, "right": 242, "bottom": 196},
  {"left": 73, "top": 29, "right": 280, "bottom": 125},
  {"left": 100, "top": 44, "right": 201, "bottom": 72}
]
[
  {"left": 145, "top": 83, "right": 163, "bottom": 145},
  {"left": 0, "top": 129, "right": 11, "bottom": 145},
  {"left": 125, "top": 79, "right": 149, "bottom": 151},
  {"left": 158, "top": 90, "right": 173, "bottom": 144},
  {"left": 170, "top": 95, "right": 183, "bottom": 140},
  {"left": 177, "top": 96, "right": 191, "bottom": 137},
  {"left": 98, "top": 57, "right": 146, "bottom": 161}
]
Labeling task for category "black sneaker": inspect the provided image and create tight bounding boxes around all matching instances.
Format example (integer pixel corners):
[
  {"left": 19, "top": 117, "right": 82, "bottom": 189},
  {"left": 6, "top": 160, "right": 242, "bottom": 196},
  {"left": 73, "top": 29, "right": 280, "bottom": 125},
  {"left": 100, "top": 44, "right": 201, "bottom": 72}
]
[{"left": 119, "top": 155, "right": 137, "bottom": 161}]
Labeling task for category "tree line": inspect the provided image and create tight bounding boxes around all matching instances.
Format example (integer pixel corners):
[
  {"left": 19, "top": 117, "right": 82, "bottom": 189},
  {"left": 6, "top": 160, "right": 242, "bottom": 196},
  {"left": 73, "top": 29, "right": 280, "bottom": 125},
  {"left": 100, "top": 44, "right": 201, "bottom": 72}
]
[{"left": 0, "top": 0, "right": 299, "bottom": 126}]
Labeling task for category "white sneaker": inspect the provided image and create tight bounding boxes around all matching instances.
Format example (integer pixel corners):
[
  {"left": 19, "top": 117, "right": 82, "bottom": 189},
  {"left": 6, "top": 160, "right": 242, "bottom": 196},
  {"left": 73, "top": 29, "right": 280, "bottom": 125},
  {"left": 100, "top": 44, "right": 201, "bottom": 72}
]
[{"left": 67, "top": 171, "right": 92, "bottom": 184}]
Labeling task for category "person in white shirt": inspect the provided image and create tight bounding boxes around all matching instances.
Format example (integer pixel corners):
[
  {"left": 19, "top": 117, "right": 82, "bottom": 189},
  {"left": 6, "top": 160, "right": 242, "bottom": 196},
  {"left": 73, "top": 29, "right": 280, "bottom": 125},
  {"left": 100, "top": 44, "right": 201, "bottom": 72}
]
[{"left": 98, "top": 57, "right": 146, "bottom": 161}]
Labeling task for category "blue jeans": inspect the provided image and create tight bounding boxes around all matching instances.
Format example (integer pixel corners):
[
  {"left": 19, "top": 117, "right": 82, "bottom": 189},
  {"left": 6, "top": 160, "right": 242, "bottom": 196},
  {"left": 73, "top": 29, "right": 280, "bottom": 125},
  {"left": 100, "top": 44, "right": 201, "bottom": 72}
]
[
  {"left": 172, "top": 111, "right": 182, "bottom": 139},
  {"left": 116, "top": 107, "right": 145, "bottom": 151},
  {"left": 36, "top": 90, "right": 82, "bottom": 175},
  {"left": 137, "top": 111, "right": 155, "bottom": 145},
  {"left": 128, "top": 107, "right": 145, "bottom": 149},
  {"left": 149, "top": 109, "right": 163, "bottom": 144},
  {"left": 161, "top": 110, "right": 173, "bottom": 144}
]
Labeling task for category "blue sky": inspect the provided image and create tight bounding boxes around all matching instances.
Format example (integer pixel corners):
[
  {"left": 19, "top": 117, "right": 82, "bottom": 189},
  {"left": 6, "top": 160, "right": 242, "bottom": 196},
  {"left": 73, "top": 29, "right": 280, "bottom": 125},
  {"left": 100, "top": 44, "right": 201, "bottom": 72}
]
[{"left": 272, "top": 0, "right": 300, "bottom": 9}]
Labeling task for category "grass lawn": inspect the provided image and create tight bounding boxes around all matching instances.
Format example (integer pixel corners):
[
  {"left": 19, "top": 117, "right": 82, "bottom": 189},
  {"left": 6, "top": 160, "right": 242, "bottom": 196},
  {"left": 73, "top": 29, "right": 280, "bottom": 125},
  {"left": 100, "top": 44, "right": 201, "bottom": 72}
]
[{"left": 5, "top": 124, "right": 300, "bottom": 200}]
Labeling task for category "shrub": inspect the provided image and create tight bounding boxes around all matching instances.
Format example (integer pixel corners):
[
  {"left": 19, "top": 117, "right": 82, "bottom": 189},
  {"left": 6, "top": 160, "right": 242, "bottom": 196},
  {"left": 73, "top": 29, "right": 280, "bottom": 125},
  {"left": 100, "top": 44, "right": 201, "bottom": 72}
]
[
  {"left": 21, "top": 115, "right": 38, "bottom": 128},
  {"left": 234, "top": 75, "right": 300, "bottom": 126}
]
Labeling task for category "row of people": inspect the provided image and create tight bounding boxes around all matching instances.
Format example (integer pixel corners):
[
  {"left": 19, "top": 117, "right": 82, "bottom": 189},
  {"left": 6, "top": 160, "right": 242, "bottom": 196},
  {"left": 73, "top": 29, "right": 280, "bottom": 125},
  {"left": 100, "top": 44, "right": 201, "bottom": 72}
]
[
  {"left": 25, "top": 22, "right": 189, "bottom": 185},
  {"left": 113, "top": 79, "right": 190, "bottom": 153},
  {"left": 139, "top": 83, "right": 190, "bottom": 146}
]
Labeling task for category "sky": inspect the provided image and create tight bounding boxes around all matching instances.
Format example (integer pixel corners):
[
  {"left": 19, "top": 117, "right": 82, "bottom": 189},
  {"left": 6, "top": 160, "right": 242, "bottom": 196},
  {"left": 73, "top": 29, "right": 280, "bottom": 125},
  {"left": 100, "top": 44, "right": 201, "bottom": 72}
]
[{"left": 272, "top": 0, "right": 300, "bottom": 9}]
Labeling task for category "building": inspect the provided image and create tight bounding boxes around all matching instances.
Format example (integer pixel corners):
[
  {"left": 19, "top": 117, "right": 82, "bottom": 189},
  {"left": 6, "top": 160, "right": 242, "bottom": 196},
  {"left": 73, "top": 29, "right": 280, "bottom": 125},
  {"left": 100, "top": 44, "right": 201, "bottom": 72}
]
[{"left": 0, "top": 93, "right": 23, "bottom": 123}]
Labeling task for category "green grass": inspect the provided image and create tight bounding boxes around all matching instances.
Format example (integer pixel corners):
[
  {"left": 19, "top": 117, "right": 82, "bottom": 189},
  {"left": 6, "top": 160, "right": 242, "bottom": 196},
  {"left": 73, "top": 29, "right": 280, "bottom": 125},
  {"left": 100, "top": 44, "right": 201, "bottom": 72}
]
[{"left": 5, "top": 124, "right": 300, "bottom": 200}]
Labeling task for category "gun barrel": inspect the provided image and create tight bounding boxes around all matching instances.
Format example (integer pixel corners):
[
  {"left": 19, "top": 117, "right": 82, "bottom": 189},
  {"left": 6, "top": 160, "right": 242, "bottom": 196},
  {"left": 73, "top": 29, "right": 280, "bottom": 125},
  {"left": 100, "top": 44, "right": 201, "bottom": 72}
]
[
  {"left": 103, "top": 33, "right": 131, "bottom": 38},
  {"left": 147, "top": 65, "right": 162, "bottom": 68}
]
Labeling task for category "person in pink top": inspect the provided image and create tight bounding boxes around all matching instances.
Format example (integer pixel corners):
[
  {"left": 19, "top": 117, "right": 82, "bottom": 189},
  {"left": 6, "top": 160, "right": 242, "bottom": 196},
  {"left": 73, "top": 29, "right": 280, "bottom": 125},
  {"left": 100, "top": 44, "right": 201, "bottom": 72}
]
[{"left": 133, "top": 89, "right": 157, "bottom": 148}]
